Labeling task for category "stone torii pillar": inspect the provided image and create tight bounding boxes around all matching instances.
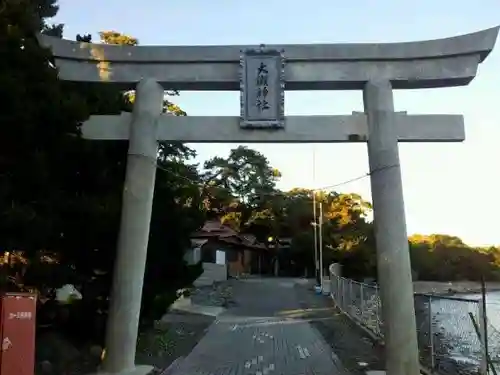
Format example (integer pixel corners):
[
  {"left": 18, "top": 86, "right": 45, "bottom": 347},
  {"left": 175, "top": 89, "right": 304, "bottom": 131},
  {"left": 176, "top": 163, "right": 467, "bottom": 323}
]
[
  {"left": 364, "top": 80, "right": 419, "bottom": 375},
  {"left": 100, "top": 78, "right": 163, "bottom": 375}
]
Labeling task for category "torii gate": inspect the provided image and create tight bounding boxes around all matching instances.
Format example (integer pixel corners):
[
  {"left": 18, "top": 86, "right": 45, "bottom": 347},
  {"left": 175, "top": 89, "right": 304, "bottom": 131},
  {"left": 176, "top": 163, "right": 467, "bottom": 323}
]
[{"left": 39, "top": 26, "right": 498, "bottom": 375}]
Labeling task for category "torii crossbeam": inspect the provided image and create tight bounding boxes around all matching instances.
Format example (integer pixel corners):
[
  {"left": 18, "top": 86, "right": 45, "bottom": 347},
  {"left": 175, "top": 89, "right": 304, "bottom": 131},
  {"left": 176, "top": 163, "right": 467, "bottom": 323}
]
[{"left": 82, "top": 112, "right": 465, "bottom": 143}]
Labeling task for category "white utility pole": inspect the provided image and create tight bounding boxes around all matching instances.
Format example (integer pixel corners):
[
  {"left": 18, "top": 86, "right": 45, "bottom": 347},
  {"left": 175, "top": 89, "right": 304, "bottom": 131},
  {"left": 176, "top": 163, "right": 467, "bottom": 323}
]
[
  {"left": 319, "top": 201, "right": 324, "bottom": 288},
  {"left": 312, "top": 148, "right": 320, "bottom": 284},
  {"left": 312, "top": 191, "right": 319, "bottom": 283}
]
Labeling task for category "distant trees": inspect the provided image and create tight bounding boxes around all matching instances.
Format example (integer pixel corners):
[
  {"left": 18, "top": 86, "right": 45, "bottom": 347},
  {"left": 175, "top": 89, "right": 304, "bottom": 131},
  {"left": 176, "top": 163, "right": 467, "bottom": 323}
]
[
  {"left": 200, "top": 147, "right": 500, "bottom": 282},
  {"left": 409, "top": 234, "right": 500, "bottom": 281}
]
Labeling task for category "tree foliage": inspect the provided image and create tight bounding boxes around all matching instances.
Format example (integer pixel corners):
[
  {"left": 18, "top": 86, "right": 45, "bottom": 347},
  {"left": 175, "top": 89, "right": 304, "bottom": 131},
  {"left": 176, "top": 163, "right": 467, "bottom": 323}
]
[
  {"left": 201, "top": 148, "right": 500, "bottom": 282},
  {"left": 0, "top": 1, "right": 204, "bottom": 347},
  {"left": 0, "top": 0, "right": 86, "bottom": 256},
  {"left": 409, "top": 234, "right": 500, "bottom": 281},
  {"left": 204, "top": 146, "right": 280, "bottom": 205}
]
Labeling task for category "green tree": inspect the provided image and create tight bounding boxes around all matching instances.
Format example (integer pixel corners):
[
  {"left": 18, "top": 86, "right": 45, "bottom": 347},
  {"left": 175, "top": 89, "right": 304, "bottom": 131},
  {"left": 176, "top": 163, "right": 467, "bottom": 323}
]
[
  {"left": 202, "top": 146, "right": 282, "bottom": 243},
  {"left": 0, "top": 3, "right": 206, "bottom": 346},
  {"left": 409, "top": 234, "right": 500, "bottom": 281},
  {"left": 203, "top": 146, "right": 281, "bottom": 204},
  {"left": 60, "top": 31, "right": 205, "bottom": 333},
  {"left": 0, "top": 0, "right": 87, "bottom": 256}
]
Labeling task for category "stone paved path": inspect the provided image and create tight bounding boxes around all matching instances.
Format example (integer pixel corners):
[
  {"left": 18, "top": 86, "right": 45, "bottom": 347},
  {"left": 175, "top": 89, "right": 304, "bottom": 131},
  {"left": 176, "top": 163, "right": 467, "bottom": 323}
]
[{"left": 168, "top": 278, "right": 351, "bottom": 375}]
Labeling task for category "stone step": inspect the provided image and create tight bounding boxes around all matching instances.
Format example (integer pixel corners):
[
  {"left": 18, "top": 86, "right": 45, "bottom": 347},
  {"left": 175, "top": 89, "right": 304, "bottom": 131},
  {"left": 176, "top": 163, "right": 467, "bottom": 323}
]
[
  {"left": 193, "top": 278, "right": 214, "bottom": 287},
  {"left": 160, "top": 356, "right": 185, "bottom": 375},
  {"left": 194, "top": 278, "right": 211, "bottom": 283}
]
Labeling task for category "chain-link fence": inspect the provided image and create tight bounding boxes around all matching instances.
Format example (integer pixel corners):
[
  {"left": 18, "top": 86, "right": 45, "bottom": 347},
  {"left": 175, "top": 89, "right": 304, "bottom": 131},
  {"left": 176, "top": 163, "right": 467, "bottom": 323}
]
[{"left": 329, "top": 271, "right": 499, "bottom": 375}]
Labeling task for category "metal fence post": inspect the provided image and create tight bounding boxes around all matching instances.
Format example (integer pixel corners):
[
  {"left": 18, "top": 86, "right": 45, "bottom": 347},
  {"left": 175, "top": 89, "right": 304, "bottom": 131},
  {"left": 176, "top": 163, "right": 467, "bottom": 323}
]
[
  {"left": 336, "top": 277, "right": 340, "bottom": 307},
  {"left": 330, "top": 272, "right": 334, "bottom": 298},
  {"left": 336, "top": 275, "right": 340, "bottom": 301},
  {"left": 479, "top": 302, "right": 488, "bottom": 375},
  {"left": 360, "top": 283, "right": 365, "bottom": 321},
  {"left": 428, "top": 295, "right": 435, "bottom": 370},
  {"left": 349, "top": 280, "right": 353, "bottom": 314},
  {"left": 375, "top": 285, "right": 381, "bottom": 336},
  {"left": 343, "top": 278, "right": 347, "bottom": 311},
  {"left": 332, "top": 273, "right": 337, "bottom": 301},
  {"left": 338, "top": 276, "right": 341, "bottom": 307},
  {"left": 339, "top": 277, "right": 345, "bottom": 310},
  {"left": 334, "top": 274, "right": 338, "bottom": 301},
  {"left": 344, "top": 278, "right": 348, "bottom": 311}
]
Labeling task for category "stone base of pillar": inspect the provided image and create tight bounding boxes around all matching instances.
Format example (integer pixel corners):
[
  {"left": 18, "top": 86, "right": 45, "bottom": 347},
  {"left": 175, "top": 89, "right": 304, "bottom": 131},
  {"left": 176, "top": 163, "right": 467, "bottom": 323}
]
[{"left": 90, "top": 365, "right": 154, "bottom": 375}]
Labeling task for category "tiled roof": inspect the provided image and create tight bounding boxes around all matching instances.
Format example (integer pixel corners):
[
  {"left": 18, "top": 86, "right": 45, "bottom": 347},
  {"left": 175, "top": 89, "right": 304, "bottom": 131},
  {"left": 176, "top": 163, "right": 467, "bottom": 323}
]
[
  {"left": 190, "top": 220, "right": 238, "bottom": 238},
  {"left": 191, "top": 220, "right": 266, "bottom": 250}
]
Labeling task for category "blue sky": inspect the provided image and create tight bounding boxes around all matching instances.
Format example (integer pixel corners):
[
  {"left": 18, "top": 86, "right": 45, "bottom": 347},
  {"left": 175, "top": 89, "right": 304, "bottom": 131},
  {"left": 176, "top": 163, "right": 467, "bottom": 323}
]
[{"left": 53, "top": 0, "right": 500, "bottom": 246}]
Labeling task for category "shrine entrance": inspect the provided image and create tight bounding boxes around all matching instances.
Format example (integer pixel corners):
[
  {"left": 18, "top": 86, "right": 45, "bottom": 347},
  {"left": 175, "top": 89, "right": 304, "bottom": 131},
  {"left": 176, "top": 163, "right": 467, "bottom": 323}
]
[{"left": 39, "top": 26, "right": 498, "bottom": 375}]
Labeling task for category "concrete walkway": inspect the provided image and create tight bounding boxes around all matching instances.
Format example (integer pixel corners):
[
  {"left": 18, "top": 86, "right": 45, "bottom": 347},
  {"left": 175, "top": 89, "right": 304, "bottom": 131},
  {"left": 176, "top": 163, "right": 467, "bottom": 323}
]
[{"left": 168, "top": 278, "right": 351, "bottom": 375}]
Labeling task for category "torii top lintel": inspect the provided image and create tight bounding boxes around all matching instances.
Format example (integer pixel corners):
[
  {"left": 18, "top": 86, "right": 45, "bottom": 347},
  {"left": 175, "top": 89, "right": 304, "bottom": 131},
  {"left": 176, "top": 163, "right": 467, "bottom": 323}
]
[{"left": 38, "top": 27, "right": 499, "bottom": 91}]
